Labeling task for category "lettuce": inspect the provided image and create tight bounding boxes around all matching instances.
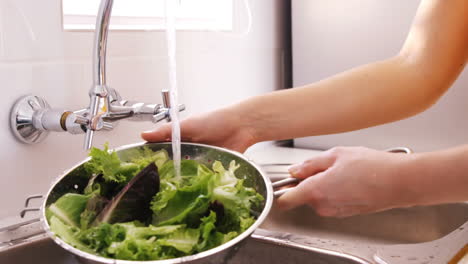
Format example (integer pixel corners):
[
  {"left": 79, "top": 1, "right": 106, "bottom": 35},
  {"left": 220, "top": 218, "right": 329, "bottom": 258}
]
[
  {"left": 46, "top": 193, "right": 90, "bottom": 227},
  {"left": 85, "top": 144, "right": 127, "bottom": 183},
  {"left": 93, "top": 162, "right": 160, "bottom": 226},
  {"left": 49, "top": 216, "right": 93, "bottom": 253},
  {"left": 151, "top": 160, "right": 213, "bottom": 226},
  {"left": 84, "top": 144, "right": 168, "bottom": 185},
  {"left": 80, "top": 194, "right": 108, "bottom": 229},
  {"left": 47, "top": 145, "right": 264, "bottom": 261},
  {"left": 157, "top": 227, "right": 200, "bottom": 253}
]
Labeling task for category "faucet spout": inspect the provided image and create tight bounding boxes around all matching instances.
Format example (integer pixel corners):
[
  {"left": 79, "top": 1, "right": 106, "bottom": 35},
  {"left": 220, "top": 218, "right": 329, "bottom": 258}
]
[
  {"left": 85, "top": 0, "right": 114, "bottom": 150},
  {"left": 93, "top": 0, "right": 113, "bottom": 86}
]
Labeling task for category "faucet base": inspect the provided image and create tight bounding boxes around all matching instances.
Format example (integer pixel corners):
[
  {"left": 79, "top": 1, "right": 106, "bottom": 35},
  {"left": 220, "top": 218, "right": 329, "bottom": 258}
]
[{"left": 10, "top": 95, "right": 50, "bottom": 144}]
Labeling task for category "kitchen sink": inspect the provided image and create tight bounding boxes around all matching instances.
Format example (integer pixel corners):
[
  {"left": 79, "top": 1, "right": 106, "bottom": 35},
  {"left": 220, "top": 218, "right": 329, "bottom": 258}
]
[
  {"left": 262, "top": 203, "right": 468, "bottom": 245},
  {"left": 0, "top": 234, "right": 366, "bottom": 264},
  {"left": 1, "top": 144, "right": 467, "bottom": 263},
  {"left": 1, "top": 202, "right": 467, "bottom": 263}
]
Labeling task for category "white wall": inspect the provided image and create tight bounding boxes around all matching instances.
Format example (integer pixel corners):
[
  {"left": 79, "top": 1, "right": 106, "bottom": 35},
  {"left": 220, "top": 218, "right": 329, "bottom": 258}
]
[
  {"left": 0, "top": 0, "right": 288, "bottom": 220},
  {"left": 293, "top": 0, "right": 468, "bottom": 152}
]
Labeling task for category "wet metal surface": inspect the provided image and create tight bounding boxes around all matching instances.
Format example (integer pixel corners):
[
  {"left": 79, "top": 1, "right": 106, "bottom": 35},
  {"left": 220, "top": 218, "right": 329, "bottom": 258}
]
[{"left": 261, "top": 203, "right": 468, "bottom": 245}]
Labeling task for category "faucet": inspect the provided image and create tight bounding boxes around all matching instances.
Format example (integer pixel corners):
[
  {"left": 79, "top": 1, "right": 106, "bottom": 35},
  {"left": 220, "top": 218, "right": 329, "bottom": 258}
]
[{"left": 9, "top": 0, "right": 184, "bottom": 149}]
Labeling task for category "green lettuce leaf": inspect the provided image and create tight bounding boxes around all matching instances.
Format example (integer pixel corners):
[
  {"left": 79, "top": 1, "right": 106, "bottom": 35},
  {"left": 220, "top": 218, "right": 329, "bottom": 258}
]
[
  {"left": 85, "top": 144, "right": 127, "bottom": 183},
  {"left": 105, "top": 222, "right": 187, "bottom": 260},
  {"left": 157, "top": 227, "right": 200, "bottom": 254},
  {"left": 211, "top": 161, "right": 264, "bottom": 232},
  {"left": 46, "top": 193, "right": 90, "bottom": 227},
  {"left": 78, "top": 222, "right": 126, "bottom": 253},
  {"left": 49, "top": 216, "right": 92, "bottom": 253},
  {"left": 130, "top": 147, "right": 169, "bottom": 170},
  {"left": 151, "top": 160, "right": 212, "bottom": 226}
]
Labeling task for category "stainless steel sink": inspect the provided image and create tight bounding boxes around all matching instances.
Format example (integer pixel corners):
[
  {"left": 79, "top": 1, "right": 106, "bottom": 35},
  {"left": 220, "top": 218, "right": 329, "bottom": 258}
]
[
  {"left": 257, "top": 203, "right": 468, "bottom": 263},
  {"left": 0, "top": 235, "right": 367, "bottom": 264},
  {"left": 262, "top": 203, "right": 468, "bottom": 245},
  {"left": 1, "top": 202, "right": 467, "bottom": 263}
]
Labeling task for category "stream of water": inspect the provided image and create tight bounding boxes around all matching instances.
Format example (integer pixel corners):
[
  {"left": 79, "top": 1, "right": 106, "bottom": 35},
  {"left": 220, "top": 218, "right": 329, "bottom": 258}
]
[{"left": 165, "top": 0, "right": 181, "bottom": 179}]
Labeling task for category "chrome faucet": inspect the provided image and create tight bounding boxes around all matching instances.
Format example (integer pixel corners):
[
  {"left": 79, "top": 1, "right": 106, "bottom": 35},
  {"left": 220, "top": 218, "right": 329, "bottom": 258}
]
[{"left": 9, "top": 0, "right": 184, "bottom": 149}]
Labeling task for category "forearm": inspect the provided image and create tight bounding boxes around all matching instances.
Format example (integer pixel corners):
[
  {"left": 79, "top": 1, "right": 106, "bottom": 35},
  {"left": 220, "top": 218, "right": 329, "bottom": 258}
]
[
  {"left": 399, "top": 145, "right": 468, "bottom": 206},
  {"left": 236, "top": 55, "right": 443, "bottom": 142},
  {"left": 232, "top": 0, "right": 468, "bottom": 144}
]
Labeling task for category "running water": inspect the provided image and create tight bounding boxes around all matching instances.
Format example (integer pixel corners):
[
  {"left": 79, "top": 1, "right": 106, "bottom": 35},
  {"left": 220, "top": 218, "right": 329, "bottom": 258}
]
[{"left": 165, "top": 0, "right": 181, "bottom": 179}]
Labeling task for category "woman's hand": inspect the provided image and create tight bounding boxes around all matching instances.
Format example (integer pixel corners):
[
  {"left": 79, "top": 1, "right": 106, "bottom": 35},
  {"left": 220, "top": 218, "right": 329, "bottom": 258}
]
[
  {"left": 277, "top": 146, "right": 417, "bottom": 217},
  {"left": 141, "top": 107, "right": 258, "bottom": 153}
]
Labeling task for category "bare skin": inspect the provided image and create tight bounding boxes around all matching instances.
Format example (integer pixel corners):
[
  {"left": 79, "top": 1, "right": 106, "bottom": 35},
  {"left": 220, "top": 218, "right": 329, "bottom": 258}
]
[
  {"left": 280, "top": 145, "right": 468, "bottom": 217},
  {"left": 142, "top": 0, "right": 468, "bottom": 217}
]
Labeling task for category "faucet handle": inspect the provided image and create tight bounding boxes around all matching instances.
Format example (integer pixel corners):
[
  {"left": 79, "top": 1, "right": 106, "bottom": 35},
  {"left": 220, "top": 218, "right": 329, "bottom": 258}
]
[
  {"left": 152, "top": 104, "right": 186, "bottom": 123},
  {"left": 162, "top": 90, "right": 171, "bottom": 109},
  {"left": 152, "top": 90, "right": 186, "bottom": 123},
  {"left": 152, "top": 108, "right": 169, "bottom": 123},
  {"left": 84, "top": 85, "right": 110, "bottom": 150}
]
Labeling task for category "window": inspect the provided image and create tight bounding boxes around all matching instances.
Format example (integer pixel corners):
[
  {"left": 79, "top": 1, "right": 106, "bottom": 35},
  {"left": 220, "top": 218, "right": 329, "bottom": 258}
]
[{"left": 62, "top": 0, "right": 233, "bottom": 31}]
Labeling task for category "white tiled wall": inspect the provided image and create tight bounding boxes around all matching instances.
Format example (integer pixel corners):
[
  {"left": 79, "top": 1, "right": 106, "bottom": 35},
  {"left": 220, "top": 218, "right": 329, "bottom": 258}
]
[{"left": 0, "top": 0, "right": 288, "bottom": 220}]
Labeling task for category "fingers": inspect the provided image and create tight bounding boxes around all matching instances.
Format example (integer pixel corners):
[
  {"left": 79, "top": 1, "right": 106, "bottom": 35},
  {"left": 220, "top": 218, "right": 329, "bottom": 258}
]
[
  {"left": 276, "top": 173, "right": 324, "bottom": 211},
  {"left": 141, "top": 120, "right": 196, "bottom": 142},
  {"left": 277, "top": 150, "right": 337, "bottom": 211},
  {"left": 141, "top": 123, "right": 172, "bottom": 142},
  {"left": 288, "top": 151, "right": 336, "bottom": 179}
]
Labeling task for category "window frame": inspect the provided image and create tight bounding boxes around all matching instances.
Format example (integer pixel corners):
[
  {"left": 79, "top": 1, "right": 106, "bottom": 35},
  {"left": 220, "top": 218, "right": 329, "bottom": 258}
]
[{"left": 62, "top": 0, "right": 233, "bottom": 31}]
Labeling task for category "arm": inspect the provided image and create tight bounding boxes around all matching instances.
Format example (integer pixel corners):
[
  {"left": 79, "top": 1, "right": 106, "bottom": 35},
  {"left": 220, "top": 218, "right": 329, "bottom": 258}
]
[
  {"left": 240, "top": 0, "right": 468, "bottom": 142},
  {"left": 142, "top": 0, "right": 468, "bottom": 153},
  {"left": 276, "top": 145, "right": 468, "bottom": 217},
  {"left": 401, "top": 145, "right": 468, "bottom": 206}
]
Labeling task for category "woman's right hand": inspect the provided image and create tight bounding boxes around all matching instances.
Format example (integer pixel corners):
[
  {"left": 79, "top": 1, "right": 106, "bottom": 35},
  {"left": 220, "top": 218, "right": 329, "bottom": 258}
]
[
  {"left": 277, "top": 146, "right": 417, "bottom": 217},
  {"left": 141, "top": 107, "right": 258, "bottom": 153}
]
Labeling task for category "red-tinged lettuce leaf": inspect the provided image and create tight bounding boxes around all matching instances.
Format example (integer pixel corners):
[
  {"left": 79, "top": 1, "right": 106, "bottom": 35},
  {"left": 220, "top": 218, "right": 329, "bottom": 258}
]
[{"left": 93, "top": 162, "right": 160, "bottom": 225}]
